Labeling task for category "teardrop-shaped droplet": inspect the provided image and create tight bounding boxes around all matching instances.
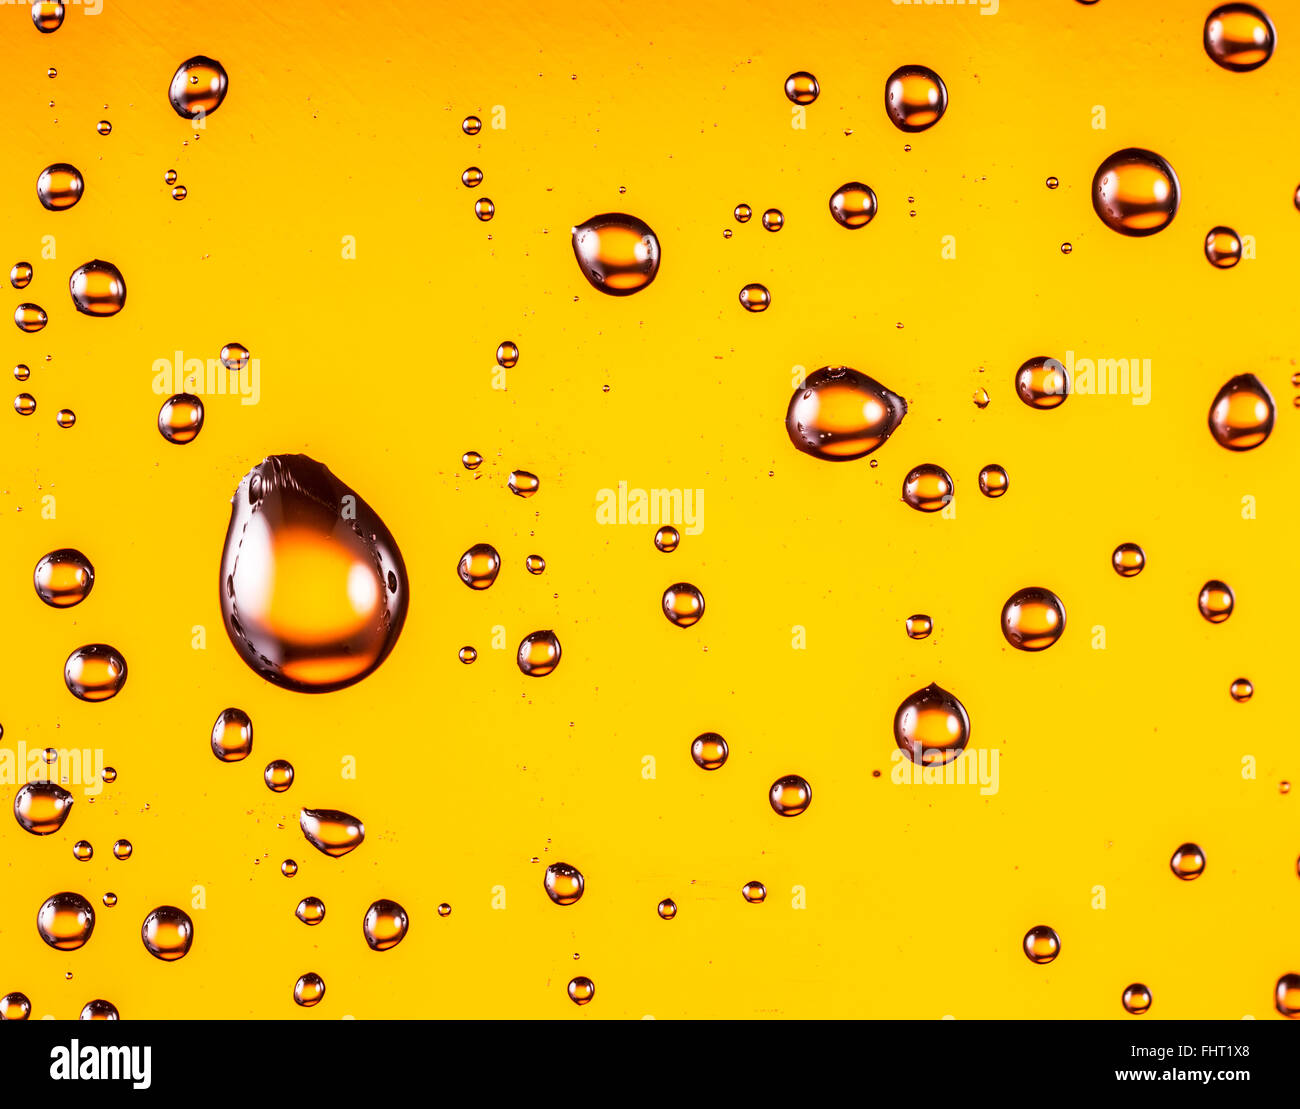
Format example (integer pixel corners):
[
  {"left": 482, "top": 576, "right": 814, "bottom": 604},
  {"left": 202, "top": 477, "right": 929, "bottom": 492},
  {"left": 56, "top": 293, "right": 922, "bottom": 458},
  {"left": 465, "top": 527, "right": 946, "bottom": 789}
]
[
  {"left": 219, "top": 455, "right": 409, "bottom": 693},
  {"left": 68, "top": 260, "right": 127, "bottom": 316},
  {"left": 264, "top": 759, "right": 294, "bottom": 793},
  {"left": 157, "top": 393, "right": 204, "bottom": 444},
  {"left": 0, "top": 992, "right": 32, "bottom": 1020},
  {"left": 1001, "top": 587, "right": 1066, "bottom": 651},
  {"left": 786, "top": 366, "right": 907, "bottom": 462},
  {"left": 31, "top": 2, "right": 64, "bottom": 32},
  {"left": 10, "top": 262, "right": 33, "bottom": 289},
  {"left": 296, "top": 896, "right": 326, "bottom": 925},
  {"left": 571, "top": 213, "right": 661, "bottom": 295},
  {"left": 210, "top": 707, "right": 253, "bottom": 761},
  {"left": 64, "top": 644, "right": 127, "bottom": 702},
  {"left": 742, "top": 881, "right": 767, "bottom": 904},
  {"left": 894, "top": 682, "right": 970, "bottom": 766},
  {"left": 299, "top": 807, "right": 365, "bottom": 858},
  {"left": 33, "top": 548, "right": 94, "bottom": 608},
  {"left": 293, "top": 972, "right": 325, "bottom": 1007},
  {"left": 657, "top": 898, "right": 678, "bottom": 920},
  {"left": 784, "top": 71, "right": 819, "bottom": 105},
  {"left": 1208, "top": 373, "right": 1274, "bottom": 451},
  {"left": 662, "top": 582, "right": 705, "bottom": 627},
  {"left": 169, "top": 56, "right": 229, "bottom": 119},
  {"left": 1204, "top": 4, "right": 1275, "bottom": 71},
  {"left": 884, "top": 65, "right": 948, "bottom": 132},
  {"left": 1204, "top": 225, "right": 1242, "bottom": 268},
  {"left": 1111, "top": 542, "right": 1146, "bottom": 577},
  {"left": 517, "top": 629, "right": 562, "bottom": 676},
  {"left": 13, "top": 781, "right": 74, "bottom": 835},
  {"left": 1121, "top": 983, "right": 1152, "bottom": 1015},
  {"left": 902, "top": 464, "right": 953, "bottom": 512},
  {"left": 1275, "top": 974, "right": 1300, "bottom": 1018},
  {"left": 508, "top": 469, "right": 540, "bottom": 497},
  {"left": 905, "top": 614, "right": 933, "bottom": 640},
  {"left": 1198, "top": 580, "right": 1234, "bottom": 623},
  {"left": 1169, "top": 842, "right": 1206, "bottom": 880},
  {"left": 1022, "top": 924, "right": 1060, "bottom": 964},
  {"left": 14, "top": 305, "right": 47, "bottom": 333},
  {"left": 567, "top": 976, "right": 595, "bottom": 1005},
  {"left": 544, "top": 862, "right": 585, "bottom": 906},
  {"left": 1015, "top": 356, "right": 1069, "bottom": 409},
  {"left": 457, "top": 543, "right": 501, "bottom": 590},
  {"left": 37, "top": 892, "right": 95, "bottom": 950},
  {"left": 978, "top": 464, "right": 1009, "bottom": 498},
  {"left": 828, "top": 181, "right": 878, "bottom": 229},
  {"left": 691, "top": 732, "right": 728, "bottom": 770},
  {"left": 1091, "top": 149, "right": 1180, "bottom": 237},
  {"left": 37, "top": 163, "right": 83, "bottom": 211},
  {"left": 769, "top": 774, "right": 812, "bottom": 817},
  {"left": 738, "top": 283, "right": 770, "bottom": 312},
  {"left": 654, "top": 526, "right": 680, "bottom": 552},
  {"left": 363, "top": 899, "right": 409, "bottom": 951},
  {"left": 79, "top": 999, "right": 119, "bottom": 1020}
]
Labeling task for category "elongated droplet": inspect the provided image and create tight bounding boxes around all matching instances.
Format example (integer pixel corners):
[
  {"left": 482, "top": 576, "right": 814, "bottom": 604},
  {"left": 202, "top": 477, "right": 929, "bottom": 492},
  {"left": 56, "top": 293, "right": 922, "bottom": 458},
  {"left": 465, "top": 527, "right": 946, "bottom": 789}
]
[
  {"left": 1208, "top": 373, "right": 1274, "bottom": 451},
  {"left": 1204, "top": 4, "right": 1275, "bottom": 71},
  {"left": 829, "top": 182, "right": 878, "bottom": 229},
  {"left": 363, "top": 899, "right": 409, "bottom": 951},
  {"left": 544, "top": 862, "right": 584, "bottom": 906},
  {"left": 64, "top": 644, "right": 127, "bottom": 701},
  {"left": 294, "top": 973, "right": 325, "bottom": 1007},
  {"left": 219, "top": 455, "right": 409, "bottom": 693},
  {"left": 769, "top": 774, "right": 812, "bottom": 816},
  {"left": 211, "top": 707, "right": 252, "bottom": 761},
  {"left": 894, "top": 682, "right": 970, "bottom": 766},
  {"left": 458, "top": 543, "right": 501, "bottom": 589},
  {"left": 786, "top": 367, "right": 907, "bottom": 461},
  {"left": 14, "top": 781, "right": 74, "bottom": 835},
  {"left": 169, "top": 56, "right": 229, "bottom": 119},
  {"left": 1198, "top": 580, "right": 1234, "bottom": 623},
  {"left": 69, "top": 260, "right": 127, "bottom": 316},
  {"left": 571, "top": 213, "right": 660, "bottom": 295},
  {"left": 37, "top": 163, "right": 83, "bottom": 211},
  {"left": 902, "top": 464, "right": 953, "bottom": 512},
  {"left": 1023, "top": 925, "right": 1060, "bottom": 964},
  {"left": 158, "top": 394, "right": 204, "bottom": 444},
  {"left": 1015, "top": 356, "right": 1068, "bottom": 408},
  {"left": 1001, "top": 587, "right": 1066, "bottom": 651},
  {"left": 1170, "top": 842, "right": 1206, "bottom": 880},
  {"left": 517, "top": 630, "right": 561, "bottom": 676},
  {"left": 884, "top": 65, "right": 947, "bottom": 132},
  {"left": 37, "top": 893, "right": 95, "bottom": 950},
  {"left": 568, "top": 976, "right": 595, "bottom": 1005},
  {"left": 33, "top": 548, "right": 94, "bottom": 607},
  {"left": 1091, "top": 149, "right": 1180, "bottom": 236},
  {"left": 662, "top": 582, "right": 705, "bottom": 627},
  {"left": 1111, "top": 542, "right": 1146, "bottom": 577},
  {"left": 299, "top": 808, "right": 365, "bottom": 857}
]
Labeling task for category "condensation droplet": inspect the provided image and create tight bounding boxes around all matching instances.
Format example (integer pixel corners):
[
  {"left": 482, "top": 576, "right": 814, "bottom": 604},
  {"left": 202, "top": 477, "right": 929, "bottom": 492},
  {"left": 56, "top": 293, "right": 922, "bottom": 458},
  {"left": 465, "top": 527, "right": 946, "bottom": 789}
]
[
  {"left": 508, "top": 469, "right": 540, "bottom": 497},
  {"left": 786, "top": 366, "right": 907, "bottom": 461},
  {"left": 14, "top": 305, "right": 47, "bottom": 333},
  {"left": 64, "top": 644, "right": 127, "bottom": 702},
  {"left": 1111, "top": 542, "right": 1146, "bottom": 577},
  {"left": 294, "top": 972, "right": 325, "bottom": 1007},
  {"left": 894, "top": 682, "right": 970, "bottom": 766},
  {"left": 1208, "top": 373, "right": 1274, "bottom": 450},
  {"left": 734, "top": 203, "right": 752, "bottom": 223},
  {"left": 905, "top": 614, "right": 933, "bottom": 640},
  {"left": 1091, "top": 148, "right": 1180, "bottom": 237},
  {"left": 1015, "top": 356, "right": 1068, "bottom": 409},
  {"left": 37, "top": 893, "right": 95, "bottom": 950},
  {"left": 1204, "top": 225, "right": 1242, "bottom": 268},
  {"left": 211, "top": 707, "right": 253, "bottom": 762},
  {"left": 784, "top": 71, "right": 819, "bottom": 105},
  {"left": 69, "top": 260, "right": 127, "bottom": 316},
  {"left": 296, "top": 897, "right": 325, "bottom": 925},
  {"left": 1229, "top": 678, "right": 1254, "bottom": 702},
  {"left": 1023, "top": 925, "right": 1061, "bottom": 964},
  {"left": 884, "top": 65, "right": 948, "bottom": 132},
  {"left": 654, "top": 525, "right": 679, "bottom": 552},
  {"left": 978, "top": 464, "right": 1009, "bottom": 498},
  {"left": 691, "top": 732, "right": 728, "bottom": 770},
  {"left": 738, "top": 283, "right": 771, "bottom": 312},
  {"left": 742, "top": 881, "right": 767, "bottom": 904},
  {"left": 902, "top": 464, "right": 953, "bottom": 512},
  {"left": 517, "top": 630, "right": 562, "bottom": 676},
  {"left": 79, "top": 999, "right": 119, "bottom": 1020},
  {"left": 525, "top": 554, "right": 545, "bottom": 574},
  {"left": 568, "top": 976, "right": 595, "bottom": 1005},
  {"left": 112, "top": 839, "right": 132, "bottom": 861},
  {"left": 264, "top": 759, "right": 295, "bottom": 793},
  {"left": 1204, "top": 3, "right": 1275, "bottom": 71},
  {"left": 13, "top": 781, "right": 74, "bottom": 835},
  {"left": 769, "top": 774, "right": 812, "bottom": 817},
  {"left": 37, "top": 163, "right": 83, "bottom": 211},
  {"left": 31, "top": 2, "right": 64, "bottom": 33},
  {"left": 157, "top": 393, "right": 204, "bottom": 444},
  {"left": 169, "top": 56, "right": 229, "bottom": 119},
  {"left": 1170, "top": 842, "right": 1206, "bottom": 880},
  {"left": 662, "top": 582, "right": 705, "bottom": 627},
  {"left": 462, "top": 115, "right": 481, "bottom": 135},
  {"left": 363, "top": 899, "right": 409, "bottom": 951},
  {"left": 496, "top": 340, "right": 519, "bottom": 368},
  {"left": 1198, "top": 580, "right": 1234, "bottom": 624},
  {"left": 761, "top": 208, "right": 784, "bottom": 232},
  {"left": 299, "top": 808, "right": 365, "bottom": 858},
  {"left": 10, "top": 262, "right": 33, "bottom": 289},
  {"left": 458, "top": 543, "right": 501, "bottom": 590},
  {"left": 34, "top": 548, "right": 94, "bottom": 608},
  {"left": 828, "top": 182, "right": 879, "bottom": 229},
  {"left": 571, "top": 213, "right": 661, "bottom": 295},
  {"left": 544, "top": 862, "right": 584, "bottom": 906},
  {"left": 1001, "top": 587, "right": 1066, "bottom": 651}
]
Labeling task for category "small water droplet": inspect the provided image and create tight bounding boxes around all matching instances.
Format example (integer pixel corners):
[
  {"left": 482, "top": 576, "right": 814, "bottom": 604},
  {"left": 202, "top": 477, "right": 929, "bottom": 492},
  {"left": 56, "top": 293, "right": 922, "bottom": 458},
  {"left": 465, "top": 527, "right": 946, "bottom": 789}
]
[
  {"left": 1170, "top": 842, "right": 1206, "bottom": 880},
  {"left": 73, "top": 841, "right": 93, "bottom": 861},
  {"left": 293, "top": 972, "right": 325, "bottom": 1007},
  {"left": 742, "top": 881, "right": 767, "bottom": 904},
  {"left": 79, "top": 999, "right": 119, "bottom": 1020},
  {"left": 37, "top": 163, "right": 82, "bottom": 210},
  {"left": 38, "top": 893, "right": 95, "bottom": 950},
  {"left": 978, "top": 464, "right": 1009, "bottom": 498},
  {"left": 1229, "top": 677, "right": 1254, "bottom": 702},
  {"left": 474, "top": 197, "right": 495, "bottom": 221},
  {"left": 55, "top": 408, "right": 75, "bottom": 428},
  {"left": 296, "top": 897, "right": 326, "bottom": 925},
  {"left": 462, "top": 115, "right": 481, "bottom": 135},
  {"left": 171, "top": 184, "right": 188, "bottom": 201},
  {"left": 458, "top": 646, "right": 477, "bottom": 664},
  {"left": 1111, "top": 542, "right": 1146, "bottom": 577},
  {"left": 496, "top": 340, "right": 519, "bottom": 368},
  {"left": 112, "top": 839, "right": 132, "bottom": 861},
  {"left": 1204, "top": 225, "right": 1242, "bottom": 268},
  {"left": 68, "top": 259, "right": 127, "bottom": 316},
  {"left": 508, "top": 469, "right": 540, "bottom": 497},
  {"left": 568, "top": 976, "right": 595, "bottom": 1005},
  {"left": 734, "top": 203, "right": 752, "bottom": 223},
  {"left": 654, "top": 525, "right": 680, "bottom": 552},
  {"left": 14, "top": 305, "right": 47, "bottom": 333},
  {"left": 157, "top": 393, "right": 204, "bottom": 444},
  {"left": 657, "top": 898, "right": 678, "bottom": 920},
  {"left": 211, "top": 707, "right": 253, "bottom": 762},
  {"left": 828, "top": 181, "right": 879, "bottom": 229},
  {"left": 769, "top": 774, "right": 812, "bottom": 817},
  {"left": 31, "top": 2, "right": 64, "bottom": 32},
  {"left": 462, "top": 450, "right": 483, "bottom": 470},
  {"left": 462, "top": 166, "right": 483, "bottom": 187},
  {"left": 1198, "top": 580, "right": 1234, "bottom": 623},
  {"left": 1046, "top": 176, "right": 1059, "bottom": 189},
  {"left": 784, "top": 71, "right": 819, "bottom": 105},
  {"left": 458, "top": 543, "right": 501, "bottom": 590},
  {"left": 738, "top": 283, "right": 771, "bottom": 312},
  {"left": 10, "top": 262, "right": 33, "bottom": 289},
  {"left": 905, "top": 614, "right": 933, "bottom": 640},
  {"left": 525, "top": 554, "right": 546, "bottom": 574},
  {"left": 761, "top": 208, "right": 784, "bottom": 232},
  {"left": 264, "top": 760, "right": 295, "bottom": 793},
  {"left": 662, "top": 582, "right": 705, "bottom": 627},
  {"left": 902, "top": 464, "right": 953, "bottom": 512},
  {"left": 0, "top": 992, "right": 32, "bottom": 1020},
  {"left": 64, "top": 644, "right": 127, "bottom": 702},
  {"left": 1275, "top": 974, "right": 1300, "bottom": 1017},
  {"left": 96, "top": 120, "right": 112, "bottom": 136},
  {"left": 1015, "top": 356, "right": 1069, "bottom": 409}
]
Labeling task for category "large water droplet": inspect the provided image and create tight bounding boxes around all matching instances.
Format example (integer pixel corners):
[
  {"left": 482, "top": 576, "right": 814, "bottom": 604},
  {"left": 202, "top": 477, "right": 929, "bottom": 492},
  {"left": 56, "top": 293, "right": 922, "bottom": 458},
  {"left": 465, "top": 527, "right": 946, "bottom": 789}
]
[
  {"left": 769, "top": 774, "right": 812, "bottom": 816},
  {"left": 37, "top": 892, "right": 95, "bottom": 950},
  {"left": 299, "top": 808, "right": 365, "bottom": 857},
  {"left": 0, "top": 992, "right": 32, "bottom": 1020},
  {"left": 1001, "top": 587, "right": 1066, "bottom": 651},
  {"left": 69, "top": 260, "right": 127, "bottom": 316},
  {"left": 828, "top": 182, "right": 879, "bottom": 229},
  {"left": 14, "top": 305, "right": 47, "bottom": 333},
  {"left": 517, "top": 629, "right": 562, "bottom": 676},
  {"left": 1208, "top": 373, "right": 1274, "bottom": 450},
  {"left": 544, "top": 862, "right": 584, "bottom": 906},
  {"left": 884, "top": 65, "right": 947, "bottom": 132},
  {"left": 894, "top": 683, "right": 970, "bottom": 765},
  {"left": 141, "top": 906, "right": 193, "bottom": 960},
  {"left": 571, "top": 213, "right": 661, "bottom": 295},
  {"left": 1091, "top": 149, "right": 1180, "bottom": 236},
  {"left": 64, "top": 644, "right": 127, "bottom": 701},
  {"left": 31, "top": 2, "right": 64, "bottom": 32},
  {"left": 33, "top": 548, "right": 94, "bottom": 608},
  {"left": 13, "top": 781, "right": 74, "bottom": 835},
  {"left": 293, "top": 973, "right": 325, "bottom": 1007},
  {"left": 691, "top": 733, "right": 728, "bottom": 770},
  {"left": 1015, "top": 356, "right": 1068, "bottom": 408},
  {"left": 169, "top": 56, "right": 229, "bottom": 119},
  {"left": 37, "top": 163, "right": 83, "bottom": 211},
  {"left": 662, "top": 582, "right": 705, "bottom": 627},
  {"left": 1204, "top": 4, "right": 1275, "bottom": 71},
  {"left": 458, "top": 543, "right": 501, "bottom": 590},
  {"left": 363, "top": 899, "right": 409, "bottom": 951},
  {"left": 786, "top": 367, "right": 907, "bottom": 461}
]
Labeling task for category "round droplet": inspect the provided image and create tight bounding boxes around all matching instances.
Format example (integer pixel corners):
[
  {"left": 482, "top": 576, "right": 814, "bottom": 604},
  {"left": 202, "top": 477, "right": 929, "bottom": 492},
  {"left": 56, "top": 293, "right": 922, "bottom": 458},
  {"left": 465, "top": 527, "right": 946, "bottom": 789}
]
[
  {"left": 1198, "top": 580, "right": 1234, "bottom": 624},
  {"left": 1111, "top": 542, "right": 1146, "bottom": 577},
  {"left": 1229, "top": 678, "right": 1254, "bottom": 702},
  {"left": 902, "top": 464, "right": 954, "bottom": 512},
  {"left": 474, "top": 197, "right": 495, "bottom": 221},
  {"left": 0, "top": 993, "right": 32, "bottom": 1020},
  {"left": 1208, "top": 373, "right": 1274, "bottom": 451},
  {"left": 508, "top": 469, "right": 540, "bottom": 497},
  {"left": 296, "top": 897, "right": 325, "bottom": 925},
  {"left": 738, "top": 283, "right": 770, "bottom": 312},
  {"left": 571, "top": 213, "right": 661, "bottom": 295},
  {"left": 462, "top": 450, "right": 483, "bottom": 470},
  {"left": 458, "top": 543, "right": 501, "bottom": 590},
  {"left": 299, "top": 808, "right": 365, "bottom": 858},
  {"left": 33, "top": 548, "right": 94, "bottom": 608},
  {"left": 37, "top": 893, "right": 95, "bottom": 950},
  {"left": 1023, "top": 925, "right": 1061, "bottom": 964},
  {"left": 654, "top": 525, "right": 679, "bottom": 552},
  {"left": 769, "top": 774, "right": 812, "bottom": 817},
  {"left": 784, "top": 71, "right": 819, "bottom": 105},
  {"left": 662, "top": 582, "right": 705, "bottom": 627},
  {"left": 13, "top": 781, "right": 74, "bottom": 835},
  {"left": 157, "top": 393, "right": 204, "bottom": 444},
  {"left": 79, "top": 999, "right": 118, "bottom": 1020},
  {"left": 1204, "top": 4, "right": 1275, "bottom": 71},
  {"left": 894, "top": 682, "right": 970, "bottom": 766},
  {"left": 657, "top": 898, "right": 678, "bottom": 920},
  {"left": 280, "top": 859, "right": 297, "bottom": 877},
  {"left": 567, "top": 976, "right": 595, "bottom": 1006},
  {"left": 73, "top": 841, "right": 92, "bottom": 861},
  {"left": 1276, "top": 974, "right": 1300, "bottom": 1018},
  {"left": 496, "top": 340, "right": 519, "bottom": 368},
  {"left": 102, "top": 892, "right": 116, "bottom": 908},
  {"left": 1204, "top": 225, "right": 1242, "bottom": 268},
  {"left": 691, "top": 732, "right": 728, "bottom": 770},
  {"left": 13, "top": 364, "right": 29, "bottom": 381},
  {"left": 14, "top": 305, "right": 47, "bottom": 333},
  {"left": 785, "top": 366, "right": 908, "bottom": 461},
  {"left": 363, "top": 899, "right": 409, "bottom": 951},
  {"left": 828, "top": 182, "right": 879, "bottom": 229},
  {"left": 1001, "top": 587, "right": 1066, "bottom": 651},
  {"left": 101, "top": 767, "right": 116, "bottom": 784},
  {"left": 171, "top": 185, "right": 188, "bottom": 201},
  {"left": 884, "top": 65, "right": 948, "bottom": 132},
  {"left": 37, "top": 163, "right": 83, "bottom": 211},
  {"left": 264, "top": 759, "right": 295, "bottom": 793},
  {"left": 544, "top": 862, "right": 584, "bottom": 906},
  {"left": 517, "top": 629, "right": 562, "bottom": 676},
  {"left": 31, "top": 2, "right": 64, "bottom": 32},
  {"left": 219, "top": 342, "right": 250, "bottom": 372},
  {"left": 525, "top": 554, "right": 546, "bottom": 574},
  {"left": 169, "top": 56, "right": 229, "bottom": 119},
  {"left": 10, "top": 262, "right": 33, "bottom": 289},
  {"left": 64, "top": 644, "right": 127, "bottom": 702},
  {"left": 462, "top": 166, "right": 483, "bottom": 187},
  {"left": 211, "top": 707, "right": 253, "bottom": 762},
  {"left": 69, "top": 259, "right": 126, "bottom": 316},
  {"left": 905, "top": 614, "right": 933, "bottom": 640},
  {"left": 14, "top": 393, "right": 36, "bottom": 414},
  {"left": 1170, "top": 842, "right": 1206, "bottom": 880},
  {"left": 294, "top": 972, "right": 325, "bottom": 1007},
  {"left": 1015, "top": 356, "right": 1069, "bottom": 409},
  {"left": 55, "top": 408, "right": 75, "bottom": 428},
  {"left": 761, "top": 208, "right": 784, "bottom": 232},
  {"left": 164, "top": 170, "right": 178, "bottom": 186},
  {"left": 978, "top": 464, "right": 1009, "bottom": 498},
  {"left": 734, "top": 204, "right": 752, "bottom": 224},
  {"left": 1046, "top": 176, "right": 1060, "bottom": 190},
  {"left": 437, "top": 903, "right": 452, "bottom": 917},
  {"left": 112, "top": 839, "right": 132, "bottom": 861},
  {"left": 462, "top": 115, "right": 481, "bottom": 135},
  {"left": 742, "top": 881, "right": 767, "bottom": 904},
  {"left": 1091, "top": 149, "right": 1180, "bottom": 237},
  {"left": 458, "top": 646, "right": 477, "bottom": 664},
  {"left": 220, "top": 455, "right": 409, "bottom": 693},
  {"left": 96, "top": 120, "right": 112, "bottom": 136}
]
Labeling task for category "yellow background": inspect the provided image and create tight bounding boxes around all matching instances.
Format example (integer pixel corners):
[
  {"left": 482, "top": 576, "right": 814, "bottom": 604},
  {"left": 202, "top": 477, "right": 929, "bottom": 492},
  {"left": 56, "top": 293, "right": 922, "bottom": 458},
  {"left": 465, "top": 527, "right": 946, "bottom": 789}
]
[{"left": 1, "top": 0, "right": 1297, "bottom": 1019}]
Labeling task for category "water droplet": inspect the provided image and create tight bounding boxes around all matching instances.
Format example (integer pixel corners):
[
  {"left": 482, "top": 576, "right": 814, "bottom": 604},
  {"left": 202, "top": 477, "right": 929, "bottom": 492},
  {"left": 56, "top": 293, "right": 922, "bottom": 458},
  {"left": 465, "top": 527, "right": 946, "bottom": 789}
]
[
  {"left": 894, "top": 683, "right": 970, "bottom": 766},
  {"left": 738, "top": 283, "right": 771, "bottom": 312},
  {"left": 112, "top": 839, "right": 132, "bottom": 861},
  {"left": 210, "top": 707, "right": 253, "bottom": 762},
  {"left": 525, "top": 554, "right": 546, "bottom": 574},
  {"left": 1170, "top": 842, "right": 1206, "bottom": 880},
  {"left": 654, "top": 525, "right": 680, "bottom": 552},
  {"left": 73, "top": 841, "right": 92, "bottom": 861},
  {"left": 690, "top": 732, "right": 729, "bottom": 770},
  {"left": 33, "top": 548, "right": 94, "bottom": 608},
  {"left": 1275, "top": 973, "right": 1300, "bottom": 1017},
  {"left": 55, "top": 408, "right": 75, "bottom": 428},
  {"left": 1046, "top": 176, "right": 1059, "bottom": 189},
  {"left": 517, "top": 629, "right": 562, "bottom": 676},
  {"left": 294, "top": 972, "right": 325, "bottom": 1007},
  {"left": 657, "top": 898, "right": 678, "bottom": 920},
  {"left": 508, "top": 469, "right": 540, "bottom": 497},
  {"left": 13, "top": 781, "right": 74, "bottom": 835},
  {"left": 157, "top": 393, "right": 204, "bottom": 444},
  {"left": 64, "top": 644, "right": 127, "bottom": 702},
  {"left": 37, "top": 892, "right": 95, "bottom": 950},
  {"left": 902, "top": 464, "right": 954, "bottom": 512},
  {"left": 462, "top": 115, "right": 481, "bottom": 135},
  {"left": 13, "top": 364, "right": 29, "bottom": 381},
  {"left": 219, "top": 455, "right": 409, "bottom": 693},
  {"left": 1060, "top": 242, "right": 1073, "bottom": 254},
  {"left": 264, "top": 759, "right": 295, "bottom": 793},
  {"left": 828, "top": 182, "right": 879, "bottom": 229},
  {"left": 169, "top": 56, "right": 229, "bottom": 119},
  {"left": 462, "top": 166, "right": 483, "bottom": 187},
  {"left": 458, "top": 543, "right": 501, "bottom": 590},
  {"left": 972, "top": 387, "right": 990, "bottom": 409},
  {"left": 0, "top": 993, "right": 32, "bottom": 1020},
  {"left": 761, "top": 208, "right": 784, "bottom": 232},
  {"left": 1204, "top": 225, "right": 1242, "bottom": 268},
  {"left": 571, "top": 213, "right": 661, "bottom": 295},
  {"left": 785, "top": 366, "right": 907, "bottom": 461},
  {"left": 567, "top": 976, "right": 595, "bottom": 1005},
  {"left": 978, "top": 464, "right": 1009, "bottom": 498},
  {"left": 1091, "top": 148, "right": 1180, "bottom": 236},
  {"left": 296, "top": 896, "right": 326, "bottom": 925},
  {"left": 1204, "top": 4, "right": 1275, "bottom": 71},
  {"left": 458, "top": 646, "right": 477, "bottom": 664},
  {"left": 37, "top": 163, "right": 82, "bottom": 211},
  {"left": 79, "top": 999, "right": 118, "bottom": 1020},
  {"left": 544, "top": 862, "right": 584, "bottom": 906},
  {"left": 474, "top": 197, "right": 495, "bottom": 221},
  {"left": 884, "top": 65, "right": 948, "bottom": 132},
  {"left": 742, "top": 881, "right": 767, "bottom": 904},
  {"left": 1208, "top": 373, "right": 1274, "bottom": 450},
  {"left": 905, "top": 614, "right": 933, "bottom": 640},
  {"left": 102, "top": 892, "right": 116, "bottom": 907},
  {"left": 363, "top": 899, "right": 409, "bottom": 951},
  {"left": 734, "top": 204, "right": 752, "bottom": 223},
  {"left": 461, "top": 450, "right": 483, "bottom": 471},
  {"left": 101, "top": 767, "right": 116, "bottom": 784},
  {"left": 164, "top": 169, "right": 178, "bottom": 185},
  {"left": 280, "top": 859, "right": 297, "bottom": 877},
  {"left": 10, "top": 262, "right": 33, "bottom": 289},
  {"left": 1230, "top": 678, "right": 1254, "bottom": 702},
  {"left": 1015, "top": 356, "right": 1068, "bottom": 408},
  {"left": 1111, "top": 542, "right": 1146, "bottom": 577},
  {"left": 1023, "top": 925, "right": 1061, "bottom": 964},
  {"left": 496, "top": 340, "right": 519, "bottom": 368},
  {"left": 69, "top": 259, "right": 127, "bottom": 316},
  {"left": 784, "top": 71, "right": 819, "bottom": 105},
  {"left": 1198, "top": 580, "right": 1234, "bottom": 623},
  {"left": 96, "top": 120, "right": 112, "bottom": 136},
  {"left": 31, "top": 2, "right": 64, "bottom": 32},
  {"left": 14, "top": 393, "right": 36, "bottom": 414},
  {"left": 1001, "top": 587, "right": 1066, "bottom": 651},
  {"left": 299, "top": 808, "right": 365, "bottom": 858},
  {"left": 437, "top": 902, "right": 452, "bottom": 917},
  {"left": 662, "top": 582, "right": 705, "bottom": 627},
  {"left": 769, "top": 774, "right": 812, "bottom": 817},
  {"left": 171, "top": 184, "right": 188, "bottom": 201},
  {"left": 14, "top": 305, "right": 47, "bottom": 333}
]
